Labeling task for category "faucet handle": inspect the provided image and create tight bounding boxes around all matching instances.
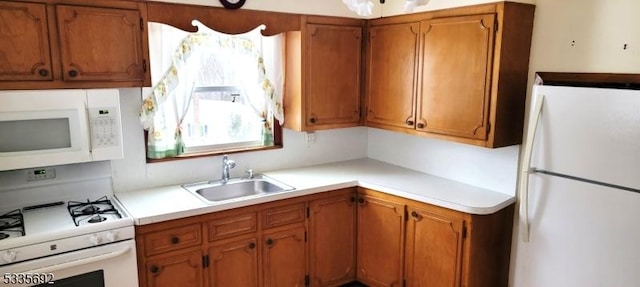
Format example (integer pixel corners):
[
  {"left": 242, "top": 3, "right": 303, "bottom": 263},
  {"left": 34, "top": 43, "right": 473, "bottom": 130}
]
[{"left": 245, "top": 169, "right": 254, "bottom": 179}]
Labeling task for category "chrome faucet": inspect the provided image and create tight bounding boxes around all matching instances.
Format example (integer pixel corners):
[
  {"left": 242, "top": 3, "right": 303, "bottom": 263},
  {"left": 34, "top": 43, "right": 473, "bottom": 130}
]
[{"left": 221, "top": 155, "right": 236, "bottom": 182}]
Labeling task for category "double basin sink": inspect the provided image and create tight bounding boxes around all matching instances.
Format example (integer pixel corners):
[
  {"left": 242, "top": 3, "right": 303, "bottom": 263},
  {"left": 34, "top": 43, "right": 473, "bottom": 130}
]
[{"left": 182, "top": 174, "right": 295, "bottom": 203}]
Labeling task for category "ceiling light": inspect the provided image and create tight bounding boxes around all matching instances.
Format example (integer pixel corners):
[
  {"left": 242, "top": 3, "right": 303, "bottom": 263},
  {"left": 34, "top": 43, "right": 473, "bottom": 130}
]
[{"left": 343, "top": 0, "right": 431, "bottom": 17}]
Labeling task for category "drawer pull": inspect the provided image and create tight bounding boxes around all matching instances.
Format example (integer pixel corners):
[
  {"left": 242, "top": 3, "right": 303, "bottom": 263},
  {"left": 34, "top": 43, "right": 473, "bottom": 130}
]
[
  {"left": 170, "top": 236, "right": 180, "bottom": 244},
  {"left": 38, "top": 69, "right": 49, "bottom": 77},
  {"left": 150, "top": 265, "right": 159, "bottom": 274},
  {"left": 68, "top": 70, "right": 78, "bottom": 77}
]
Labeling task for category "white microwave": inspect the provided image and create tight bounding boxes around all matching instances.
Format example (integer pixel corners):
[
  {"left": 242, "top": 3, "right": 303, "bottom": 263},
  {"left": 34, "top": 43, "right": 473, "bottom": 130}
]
[{"left": 0, "top": 89, "right": 124, "bottom": 171}]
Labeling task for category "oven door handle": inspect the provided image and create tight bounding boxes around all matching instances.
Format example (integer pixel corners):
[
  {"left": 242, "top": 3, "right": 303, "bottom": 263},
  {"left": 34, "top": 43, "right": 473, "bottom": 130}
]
[{"left": 27, "top": 246, "right": 132, "bottom": 274}]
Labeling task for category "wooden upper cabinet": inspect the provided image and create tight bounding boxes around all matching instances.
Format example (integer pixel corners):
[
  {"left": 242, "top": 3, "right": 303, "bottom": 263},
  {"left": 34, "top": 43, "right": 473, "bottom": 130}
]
[
  {"left": 305, "top": 24, "right": 362, "bottom": 128},
  {"left": 405, "top": 206, "right": 465, "bottom": 287},
  {"left": 366, "top": 2, "right": 535, "bottom": 147},
  {"left": 366, "top": 22, "right": 419, "bottom": 130},
  {"left": 55, "top": 5, "right": 145, "bottom": 82},
  {"left": 417, "top": 14, "right": 495, "bottom": 140},
  {"left": 0, "top": 1, "right": 149, "bottom": 89},
  {"left": 0, "top": 2, "right": 52, "bottom": 81},
  {"left": 285, "top": 17, "right": 364, "bottom": 131}
]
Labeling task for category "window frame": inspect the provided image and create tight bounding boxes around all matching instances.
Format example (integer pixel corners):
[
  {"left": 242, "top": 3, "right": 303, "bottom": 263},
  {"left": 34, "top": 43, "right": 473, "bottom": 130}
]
[{"left": 144, "top": 122, "right": 282, "bottom": 163}]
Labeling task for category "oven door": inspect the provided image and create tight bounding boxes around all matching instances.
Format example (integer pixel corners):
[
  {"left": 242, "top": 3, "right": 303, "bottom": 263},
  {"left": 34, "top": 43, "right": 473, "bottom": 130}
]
[{"left": 1, "top": 240, "right": 138, "bottom": 287}]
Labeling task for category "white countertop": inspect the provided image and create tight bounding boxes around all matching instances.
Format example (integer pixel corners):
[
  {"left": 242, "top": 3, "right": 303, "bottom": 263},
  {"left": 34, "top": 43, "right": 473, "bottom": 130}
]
[{"left": 115, "top": 158, "right": 515, "bottom": 225}]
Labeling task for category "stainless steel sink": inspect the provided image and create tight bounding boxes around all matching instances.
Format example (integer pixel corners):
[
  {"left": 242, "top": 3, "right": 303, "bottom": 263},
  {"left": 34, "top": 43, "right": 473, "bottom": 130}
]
[{"left": 182, "top": 175, "right": 295, "bottom": 203}]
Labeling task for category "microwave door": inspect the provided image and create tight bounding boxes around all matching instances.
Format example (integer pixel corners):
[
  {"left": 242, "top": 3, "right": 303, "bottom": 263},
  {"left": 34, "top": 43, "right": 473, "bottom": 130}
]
[{"left": 0, "top": 108, "right": 91, "bottom": 171}]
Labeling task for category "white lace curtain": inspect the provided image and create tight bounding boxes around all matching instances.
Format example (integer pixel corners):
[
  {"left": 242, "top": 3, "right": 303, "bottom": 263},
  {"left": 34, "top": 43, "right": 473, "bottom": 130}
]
[{"left": 139, "top": 22, "right": 284, "bottom": 159}]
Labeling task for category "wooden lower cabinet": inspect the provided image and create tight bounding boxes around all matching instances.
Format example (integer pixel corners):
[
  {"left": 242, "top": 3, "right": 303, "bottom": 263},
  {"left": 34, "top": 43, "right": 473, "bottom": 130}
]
[
  {"left": 356, "top": 190, "right": 405, "bottom": 287},
  {"left": 145, "top": 250, "right": 204, "bottom": 287},
  {"left": 262, "top": 226, "right": 307, "bottom": 287},
  {"left": 208, "top": 236, "right": 259, "bottom": 287},
  {"left": 405, "top": 205, "right": 465, "bottom": 287},
  {"left": 308, "top": 191, "right": 357, "bottom": 286},
  {"left": 136, "top": 188, "right": 513, "bottom": 287}
]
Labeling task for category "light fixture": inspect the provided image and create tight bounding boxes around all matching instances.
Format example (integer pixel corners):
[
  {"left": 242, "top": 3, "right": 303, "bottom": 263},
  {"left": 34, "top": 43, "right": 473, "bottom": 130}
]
[
  {"left": 404, "top": 0, "right": 430, "bottom": 13},
  {"left": 342, "top": 0, "right": 430, "bottom": 17}
]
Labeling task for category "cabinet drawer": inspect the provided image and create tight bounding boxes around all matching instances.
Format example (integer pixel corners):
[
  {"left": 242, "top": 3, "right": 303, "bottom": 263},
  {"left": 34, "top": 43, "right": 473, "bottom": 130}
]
[
  {"left": 144, "top": 224, "right": 202, "bottom": 256},
  {"left": 263, "top": 202, "right": 306, "bottom": 229},
  {"left": 208, "top": 212, "right": 257, "bottom": 241}
]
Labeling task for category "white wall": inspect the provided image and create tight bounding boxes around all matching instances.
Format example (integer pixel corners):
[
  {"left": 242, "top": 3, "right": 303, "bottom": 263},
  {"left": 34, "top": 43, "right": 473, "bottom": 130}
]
[
  {"left": 111, "top": 88, "right": 367, "bottom": 192},
  {"left": 368, "top": 129, "right": 520, "bottom": 195}
]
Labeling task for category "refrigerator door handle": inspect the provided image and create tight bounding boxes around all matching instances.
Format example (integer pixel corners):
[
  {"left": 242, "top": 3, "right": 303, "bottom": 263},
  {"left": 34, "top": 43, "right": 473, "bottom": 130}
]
[{"left": 518, "top": 92, "right": 545, "bottom": 242}]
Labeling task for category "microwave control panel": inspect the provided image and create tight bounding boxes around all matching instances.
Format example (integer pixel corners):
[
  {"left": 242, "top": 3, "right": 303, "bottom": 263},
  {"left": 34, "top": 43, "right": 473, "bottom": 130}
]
[{"left": 89, "top": 107, "right": 120, "bottom": 148}]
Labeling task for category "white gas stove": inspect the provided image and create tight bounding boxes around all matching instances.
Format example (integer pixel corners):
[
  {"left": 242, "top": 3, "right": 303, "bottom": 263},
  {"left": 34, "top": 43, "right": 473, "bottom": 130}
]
[{"left": 0, "top": 163, "right": 137, "bottom": 287}]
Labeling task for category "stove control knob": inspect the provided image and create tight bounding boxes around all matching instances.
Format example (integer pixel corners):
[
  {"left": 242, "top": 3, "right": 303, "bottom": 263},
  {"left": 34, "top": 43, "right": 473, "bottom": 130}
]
[
  {"left": 105, "top": 231, "right": 118, "bottom": 243},
  {"left": 2, "top": 250, "right": 17, "bottom": 263},
  {"left": 88, "top": 234, "right": 102, "bottom": 246}
]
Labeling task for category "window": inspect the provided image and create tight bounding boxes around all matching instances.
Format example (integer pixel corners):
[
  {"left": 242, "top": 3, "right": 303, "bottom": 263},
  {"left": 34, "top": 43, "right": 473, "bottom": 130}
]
[{"left": 140, "top": 21, "right": 284, "bottom": 160}]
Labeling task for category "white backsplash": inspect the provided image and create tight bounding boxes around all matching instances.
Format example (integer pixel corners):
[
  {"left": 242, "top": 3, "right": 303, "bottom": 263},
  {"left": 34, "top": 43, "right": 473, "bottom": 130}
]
[{"left": 367, "top": 128, "right": 520, "bottom": 195}]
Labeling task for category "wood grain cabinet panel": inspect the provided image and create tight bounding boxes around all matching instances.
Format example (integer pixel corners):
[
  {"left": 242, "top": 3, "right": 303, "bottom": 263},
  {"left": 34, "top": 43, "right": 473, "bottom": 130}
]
[
  {"left": 418, "top": 14, "right": 495, "bottom": 140},
  {"left": 366, "top": 2, "right": 535, "bottom": 148},
  {"left": 356, "top": 191, "right": 405, "bottom": 287},
  {"left": 144, "top": 224, "right": 202, "bottom": 256},
  {"left": 55, "top": 5, "right": 145, "bottom": 82},
  {"left": 0, "top": 1, "right": 149, "bottom": 89},
  {"left": 208, "top": 237, "right": 259, "bottom": 287},
  {"left": 285, "top": 17, "right": 364, "bottom": 131},
  {"left": 262, "top": 226, "right": 307, "bottom": 287},
  {"left": 309, "top": 191, "right": 357, "bottom": 286},
  {"left": 263, "top": 203, "right": 305, "bottom": 229},
  {"left": 0, "top": 2, "right": 52, "bottom": 81},
  {"left": 208, "top": 212, "right": 257, "bottom": 241},
  {"left": 405, "top": 206, "right": 465, "bottom": 287},
  {"left": 145, "top": 250, "right": 203, "bottom": 287},
  {"left": 366, "top": 22, "right": 419, "bottom": 130}
]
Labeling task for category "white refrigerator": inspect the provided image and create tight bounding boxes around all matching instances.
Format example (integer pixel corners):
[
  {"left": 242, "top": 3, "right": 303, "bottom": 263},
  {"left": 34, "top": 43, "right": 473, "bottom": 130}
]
[{"left": 513, "top": 83, "right": 640, "bottom": 287}]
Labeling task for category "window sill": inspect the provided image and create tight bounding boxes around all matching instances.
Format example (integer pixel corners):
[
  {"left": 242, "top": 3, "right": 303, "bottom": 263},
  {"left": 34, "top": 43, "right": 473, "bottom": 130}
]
[{"left": 146, "top": 144, "right": 283, "bottom": 164}]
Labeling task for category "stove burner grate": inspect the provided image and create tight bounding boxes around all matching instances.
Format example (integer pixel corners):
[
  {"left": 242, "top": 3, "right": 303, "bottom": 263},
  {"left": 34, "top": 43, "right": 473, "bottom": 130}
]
[
  {"left": 0, "top": 209, "right": 25, "bottom": 239},
  {"left": 67, "top": 196, "right": 121, "bottom": 226}
]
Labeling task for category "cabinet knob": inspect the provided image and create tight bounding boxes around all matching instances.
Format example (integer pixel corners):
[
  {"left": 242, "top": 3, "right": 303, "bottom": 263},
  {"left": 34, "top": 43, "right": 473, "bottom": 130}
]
[
  {"left": 68, "top": 70, "right": 78, "bottom": 77},
  {"left": 358, "top": 197, "right": 365, "bottom": 204},
  {"left": 417, "top": 123, "right": 425, "bottom": 129},
  {"left": 170, "top": 236, "right": 180, "bottom": 244},
  {"left": 150, "top": 265, "right": 159, "bottom": 274},
  {"left": 248, "top": 242, "right": 256, "bottom": 249},
  {"left": 350, "top": 196, "right": 356, "bottom": 203},
  {"left": 411, "top": 211, "right": 422, "bottom": 220},
  {"left": 406, "top": 120, "right": 415, "bottom": 126},
  {"left": 38, "top": 69, "right": 49, "bottom": 77},
  {"left": 309, "top": 117, "right": 317, "bottom": 124},
  {"left": 265, "top": 238, "right": 274, "bottom": 246}
]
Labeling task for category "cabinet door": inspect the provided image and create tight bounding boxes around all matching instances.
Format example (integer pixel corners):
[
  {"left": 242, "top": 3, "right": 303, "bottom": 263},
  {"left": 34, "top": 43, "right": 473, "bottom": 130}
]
[
  {"left": 305, "top": 24, "right": 362, "bottom": 129},
  {"left": 0, "top": 2, "right": 52, "bottom": 81},
  {"left": 209, "top": 237, "right": 259, "bottom": 287},
  {"left": 309, "top": 192, "right": 357, "bottom": 286},
  {"left": 417, "top": 14, "right": 495, "bottom": 140},
  {"left": 405, "top": 206, "right": 465, "bottom": 287},
  {"left": 356, "top": 193, "right": 405, "bottom": 287},
  {"left": 263, "top": 226, "right": 307, "bottom": 287},
  {"left": 146, "top": 250, "right": 203, "bottom": 287},
  {"left": 367, "top": 22, "right": 419, "bottom": 129},
  {"left": 55, "top": 5, "right": 145, "bottom": 82}
]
